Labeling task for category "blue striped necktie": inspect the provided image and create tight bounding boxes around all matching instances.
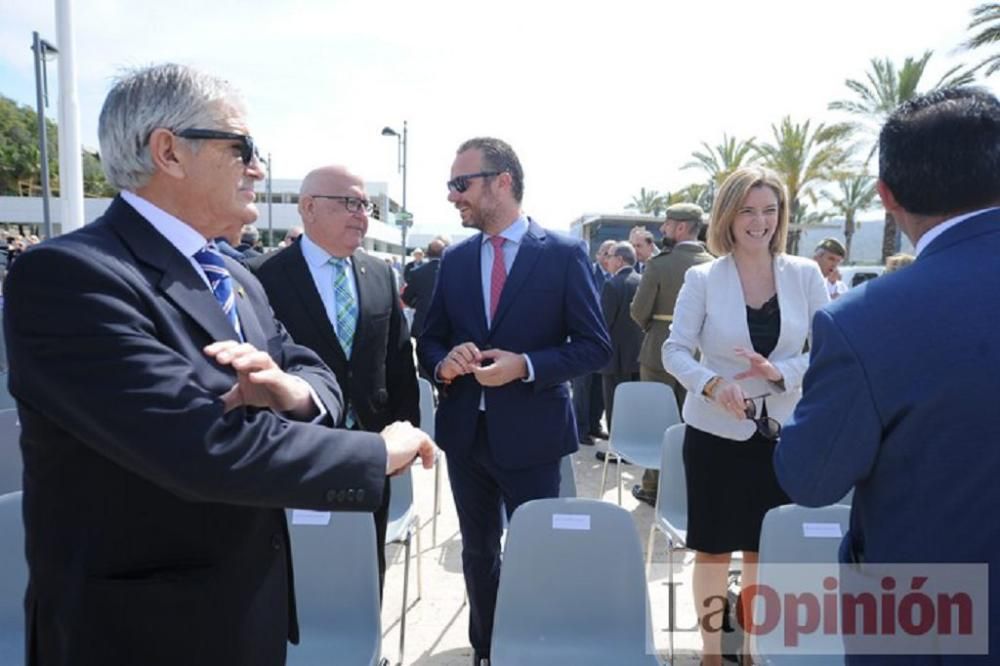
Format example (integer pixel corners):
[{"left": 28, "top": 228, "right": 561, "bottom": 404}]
[{"left": 194, "top": 244, "right": 243, "bottom": 341}]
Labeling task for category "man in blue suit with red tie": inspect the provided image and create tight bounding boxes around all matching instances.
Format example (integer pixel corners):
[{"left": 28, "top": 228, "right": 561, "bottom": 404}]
[
  {"left": 775, "top": 87, "right": 1000, "bottom": 664},
  {"left": 418, "top": 137, "right": 611, "bottom": 665}
]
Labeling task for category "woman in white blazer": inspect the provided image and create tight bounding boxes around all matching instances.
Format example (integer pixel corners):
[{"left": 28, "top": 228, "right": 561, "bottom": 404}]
[{"left": 663, "top": 167, "right": 828, "bottom": 665}]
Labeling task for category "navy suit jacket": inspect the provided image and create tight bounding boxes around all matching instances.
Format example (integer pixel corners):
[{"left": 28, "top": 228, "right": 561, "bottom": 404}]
[
  {"left": 3, "top": 197, "right": 386, "bottom": 666},
  {"left": 600, "top": 266, "right": 642, "bottom": 376},
  {"left": 401, "top": 257, "right": 440, "bottom": 339},
  {"left": 417, "top": 219, "right": 610, "bottom": 470},
  {"left": 775, "top": 209, "right": 1000, "bottom": 663}
]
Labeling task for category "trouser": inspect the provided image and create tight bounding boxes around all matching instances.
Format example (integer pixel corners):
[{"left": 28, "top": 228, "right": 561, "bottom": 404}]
[
  {"left": 639, "top": 364, "right": 685, "bottom": 492},
  {"left": 571, "top": 372, "right": 605, "bottom": 437},
  {"left": 446, "top": 414, "right": 561, "bottom": 655}
]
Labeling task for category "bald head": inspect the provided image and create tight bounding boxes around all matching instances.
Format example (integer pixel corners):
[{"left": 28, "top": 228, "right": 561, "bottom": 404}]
[{"left": 298, "top": 165, "right": 369, "bottom": 258}]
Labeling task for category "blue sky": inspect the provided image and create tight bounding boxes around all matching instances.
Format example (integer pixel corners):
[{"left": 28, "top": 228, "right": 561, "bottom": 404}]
[{"left": 1, "top": 0, "right": 997, "bottom": 236}]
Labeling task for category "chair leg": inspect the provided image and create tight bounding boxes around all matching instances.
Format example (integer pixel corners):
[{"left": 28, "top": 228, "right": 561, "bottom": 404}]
[
  {"left": 398, "top": 532, "right": 411, "bottom": 666},
  {"left": 415, "top": 519, "right": 423, "bottom": 601},
  {"left": 645, "top": 523, "right": 656, "bottom": 577},
  {"left": 667, "top": 536, "right": 675, "bottom": 666},
  {"left": 616, "top": 454, "right": 623, "bottom": 505},
  {"left": 599, "top": 451, "right": 610, "bottom": 499},
  {"left": 432, "top": 462, "right": 441, "bottom": 547}
]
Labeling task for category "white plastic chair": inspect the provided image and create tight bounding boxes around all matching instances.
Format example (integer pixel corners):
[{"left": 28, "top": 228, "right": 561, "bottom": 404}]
[
  {"left": 752, "top": 504, "right": 850, "bottom": 665},
  {"left": 599, "top": 381, "right": 680, "bottom": 504},
  {"left": 645, "top": 424, "right": 688, "bottom": 663},
  {"left": 416, "top": 377, "right": 443, "bottom": 546},
  {"left": 0, "top": 410, "right": 21, "bottom": 495},
  {"left": 0, "top": 491, "right": 26, "bottom": 664},
  {"left": 386, "top": 469, "right": 422, "bottom": 666},
  {"left": 491, "top": 498, "right": 660, "bottom": 665},
  {"left": 285, "top": 509, "right": 386, "bottom": 666}
]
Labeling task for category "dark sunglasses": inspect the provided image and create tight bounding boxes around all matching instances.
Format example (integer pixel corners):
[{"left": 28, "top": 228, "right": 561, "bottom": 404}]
[
  {"left": 310, "top": 195, "right": 375, "bottom": 215},
  {"left": 446, "top": 171, "right": 503, "bottom": 194},
  {"left": 175, "top": 128, "right": 259, "bottom": 166},
  {"left": 744, "top": 394, "right": 782, "bottom": 441}
]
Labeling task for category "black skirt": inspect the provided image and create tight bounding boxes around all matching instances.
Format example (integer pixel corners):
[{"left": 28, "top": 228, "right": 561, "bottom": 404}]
[{"left": 682, "top": 424, "right": 790, "bottom": 554}]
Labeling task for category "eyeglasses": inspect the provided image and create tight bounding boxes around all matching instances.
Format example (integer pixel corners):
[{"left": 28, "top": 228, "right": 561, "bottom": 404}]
[
  {"left": 310, "top": 195, "right": 375, "bottom": 215},
  {"left": 446, "top": 171, "right": 503, "bottom": 194},
  {"left": 744, "top": 394, "right": 782, "bottom": 441},
  {"left": 175, "top": 129, "right": 260, "bottom": 166}
]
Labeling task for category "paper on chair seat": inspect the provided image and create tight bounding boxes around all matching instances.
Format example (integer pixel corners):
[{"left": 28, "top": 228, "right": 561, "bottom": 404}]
[
  {"left": 802, "top": 522, "right": 842, "bottom": 538},
  {"left": 552, "top": 513, "right": 591, "bottom": 530},
  {"left": 292, "top": 509, "right": 331, "bottom": 526}
]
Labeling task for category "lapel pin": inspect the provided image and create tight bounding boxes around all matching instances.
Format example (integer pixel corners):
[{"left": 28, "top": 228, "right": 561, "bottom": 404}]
[
  {"left": 236, "top": 286, "right": 246, "bottom": 299},
  {"left": 360, "top": 266, "right": 366, "bottom": 275}
]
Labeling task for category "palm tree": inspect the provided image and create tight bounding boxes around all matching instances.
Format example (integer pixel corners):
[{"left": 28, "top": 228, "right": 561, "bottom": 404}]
[
  {"left": 625, "top": 187, "right": 666, "bottom": 216},
  {"left": 823, "top": 172, "right": 878, "bottom": 262},
  {"left": 966, "top": 3, "right": 1000, "bottom": 77},
  {"left": 828, "top": 51, "right": 975, "bottom": 260},
  {"left": 683, "top": 134, "right": 758, "bottom": 187},
  {"left": 755, "top": 117, "right": 853, "bottom": 254},
  {"left": 666, "top": 183, "right": 714, "bottom": 211}
]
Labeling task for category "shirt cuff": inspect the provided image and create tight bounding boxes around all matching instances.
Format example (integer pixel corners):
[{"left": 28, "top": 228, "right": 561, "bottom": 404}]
[
  {"left": 521, "top": 354, "right": 535, "bottom": 383},
  {"left": 304, "top": 383, "right": 328, "bottom": 424}
]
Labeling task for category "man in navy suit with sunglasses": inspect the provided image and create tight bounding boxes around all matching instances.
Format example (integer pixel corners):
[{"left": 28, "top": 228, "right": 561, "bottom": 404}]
[{"left": 418, "top": 137, "right": 610, "bottom": 665}]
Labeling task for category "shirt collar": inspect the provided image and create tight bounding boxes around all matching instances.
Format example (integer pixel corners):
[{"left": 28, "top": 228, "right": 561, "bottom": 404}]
[
  {"left": 482, "top": 215, "right": 529, "bottom": 246},
  {"left": 120, "top": 190, "right": 207, "bottom": 259},
  {"left": 915, "top": 207, "right": 999, "bottom": 256},
  {"left": 301, "top": 231, "right": 352, "bottom": 269}
]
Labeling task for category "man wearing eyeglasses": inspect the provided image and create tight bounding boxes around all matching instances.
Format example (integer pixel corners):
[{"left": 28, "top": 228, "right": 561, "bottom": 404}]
[
  {"left": 254, "top": 165, "right": 420, "bottom": 596},
  {"left": 418, "top": 137, "right": 611, "bottom": 666},
  {"left": 2, "top": 64, "right": 435, "bottom": 666}
]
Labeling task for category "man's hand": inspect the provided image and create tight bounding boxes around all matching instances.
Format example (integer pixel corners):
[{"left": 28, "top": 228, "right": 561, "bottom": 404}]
[
  {"left": 381, "top": 421, "right": 437, "bottom": 475},
  {"left": 438, "top": 342, "right": 481, "bottom": 383},
  {"left": 204, "top": 340, "right": 317, "bottom": 419},
  {"left": 471, "top": 348, "right": 527, "bottom": 387}
]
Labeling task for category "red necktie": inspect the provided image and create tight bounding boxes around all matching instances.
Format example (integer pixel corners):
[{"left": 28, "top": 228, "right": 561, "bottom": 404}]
[{"left": 489, "top": 235, "right": 507, "bottom": 321}]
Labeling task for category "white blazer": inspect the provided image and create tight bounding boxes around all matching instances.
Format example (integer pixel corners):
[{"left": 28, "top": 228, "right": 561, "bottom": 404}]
[{"left": 662, "top": 253, "right": 829, "bottom": 441}]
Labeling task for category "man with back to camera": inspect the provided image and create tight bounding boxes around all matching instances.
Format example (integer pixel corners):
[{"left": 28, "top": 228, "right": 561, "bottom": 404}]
[
  {"left": 253, "top": 165, "right": 420, "bottom": 596},
  {"left": 598, "top": 241, "right": 643, "bottom": 428},
  {"left": 402, "top": 236, "right": 450, "bottom": 339},
  {"left": 2, "top": 63, "right": 435, "bottom": 666},
  {"left": 417, "top": 137, "right": 610, "bottom": 665},
  {"left": 574, "top": 238, "right": 615, "bottom": 447},
  {"left": 629, "top": 202, "right": 713, "bottom": 505},
  {"left": 774, "top": 87, "right": 1000, "bottom": 665}
]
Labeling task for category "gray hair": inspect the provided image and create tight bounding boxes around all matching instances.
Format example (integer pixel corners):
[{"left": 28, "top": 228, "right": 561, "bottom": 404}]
[
  {"left": 240, "top": 224, "right": 259, "bottom": 244},
  {"left": 611, "top": 241, "right": 637, "bottom": 265},
  {"left": 98, "top": 63, "right": 244, "bottom": 191}
]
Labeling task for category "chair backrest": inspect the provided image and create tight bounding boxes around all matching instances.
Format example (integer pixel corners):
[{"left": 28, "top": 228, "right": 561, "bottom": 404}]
[
  {"left": 609, "top": 382, "right": 680, "bottom": 466},
  {"left": 753, "top": 504, "right": 851, "bottom": 662},
  {"left": 558, "top": 455, "right": 576, "bottom": 498},
  {"left": 0, "top": 491, "right": 25, "bottom": 664},
  {"left": 655, "top": 424, "right": 687, "bottom": 541},
  {"left": 284, "top": 509, "right": 381, "bottom": 665},
  {"left": 491, "top": 498, "right": 657, "bottom": 665},
  {"left": 417, "top": 377, "right": 435, "bottom": 440},
  {"left": 386, "top": 468, "right": 415, "bottom": 541},
  {"left": 0, "top": 410, "right": 21, "bottom": 494}
]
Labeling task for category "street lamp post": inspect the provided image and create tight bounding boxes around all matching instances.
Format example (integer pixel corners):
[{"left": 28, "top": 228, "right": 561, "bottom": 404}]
[
  {"left": 32, "top": 31, "right": 59, "bottom": 240},
  {"left": 381, "top": 121, "right": 409, "bottom": 263}
]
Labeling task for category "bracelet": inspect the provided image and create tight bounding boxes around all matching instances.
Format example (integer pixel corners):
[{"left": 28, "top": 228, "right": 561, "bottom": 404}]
[{"left": 702, "top": 376, "right": 723, "bottom": 399}]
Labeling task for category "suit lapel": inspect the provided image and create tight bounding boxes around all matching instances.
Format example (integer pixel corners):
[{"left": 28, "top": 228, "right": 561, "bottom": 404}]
[
  {"left": 106, "top": 198, "right": 244, "bottom": 343},
  {"left": 283, "top": 243, "right": 350, "bottom": 366},
  {"left": 351, "top": 251, "right": 374, "bottom": 355},
  {"left": 228, "top": 265, "right": 267, "bottom": 348},
  {"left": 490, "top": 220, "right": 545, "bottom": 333}
]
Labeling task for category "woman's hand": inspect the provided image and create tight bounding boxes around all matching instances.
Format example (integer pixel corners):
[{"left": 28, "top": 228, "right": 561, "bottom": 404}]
[
  {"left": 712, "top": 379, "right": 750, "bottom": 420},
  {"left": 733, "top": 347, "right": 782, "bottom": 383}
]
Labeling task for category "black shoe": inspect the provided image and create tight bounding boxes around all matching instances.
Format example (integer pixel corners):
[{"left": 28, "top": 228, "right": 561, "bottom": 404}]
[
  {"left": 472, "top": 653, "right": 490, "bottom": 666},
  {"left": 589, "top": 427, "right": 610, "bottom": 439},
  {"left": 595, "top": 450, "right": 630, "bottom": 464},
  {"left": 578, "top": 434, "right": 596, "bottom": 446},
  {"left": 632, "top": 484, "right": 656, "bottom": 507}
]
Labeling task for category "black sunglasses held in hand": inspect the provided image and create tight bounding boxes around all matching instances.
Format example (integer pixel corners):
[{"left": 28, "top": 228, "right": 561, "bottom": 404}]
[
  {"left": 175, "top": 129, "right": 259, "bottom": 165},
  {"left": 446, "top": 171, "right": 503, "bottom": 194},
  {"left": 744, "top": 394, "right": 782, "bottom": 441}
]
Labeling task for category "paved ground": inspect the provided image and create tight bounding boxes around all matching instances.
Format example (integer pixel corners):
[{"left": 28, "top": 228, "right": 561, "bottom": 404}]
[{"left": 377, "top": 437, "right": 706, "bottom": 665}]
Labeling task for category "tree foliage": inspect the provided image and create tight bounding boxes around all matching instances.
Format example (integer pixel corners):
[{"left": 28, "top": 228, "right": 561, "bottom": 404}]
[
  {"left": 625, "top": 187, "right": 667, "bottom": 216},
  {"left": 966, "top": 3, "right": 1000, "bottom": 77}
]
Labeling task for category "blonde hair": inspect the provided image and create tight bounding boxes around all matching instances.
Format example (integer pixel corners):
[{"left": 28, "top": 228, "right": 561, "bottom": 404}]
[{"left": 707, "top": 166, "right": 789, "bottom": 256}]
